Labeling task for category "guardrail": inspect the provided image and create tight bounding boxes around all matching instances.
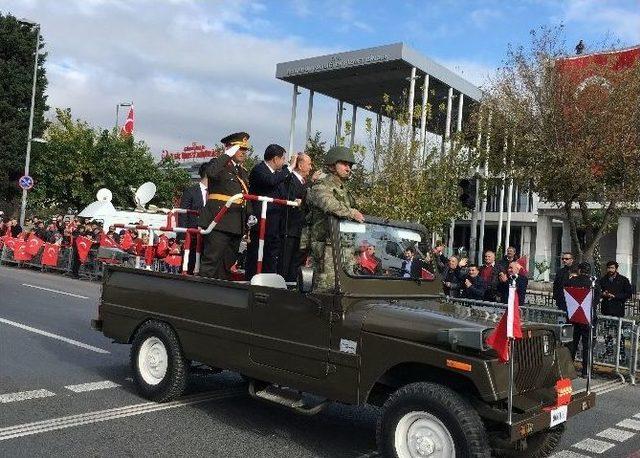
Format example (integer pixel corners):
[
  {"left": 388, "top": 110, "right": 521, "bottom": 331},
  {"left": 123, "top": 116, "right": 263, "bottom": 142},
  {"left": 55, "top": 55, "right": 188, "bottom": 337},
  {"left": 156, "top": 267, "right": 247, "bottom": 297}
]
[
  {"left": 446, "top": 296, "right": 638, "bottom": 384},
  {"left": 524, "top": 289, "right": 640, "bottom": 319}
]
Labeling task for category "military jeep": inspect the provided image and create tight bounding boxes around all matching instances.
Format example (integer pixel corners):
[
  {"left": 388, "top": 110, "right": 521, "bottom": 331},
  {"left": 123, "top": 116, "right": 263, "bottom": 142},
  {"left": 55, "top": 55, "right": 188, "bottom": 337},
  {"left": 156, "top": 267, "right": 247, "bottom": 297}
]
[{"left": 92, "top": 215, "right": 594, "bottom": 457}]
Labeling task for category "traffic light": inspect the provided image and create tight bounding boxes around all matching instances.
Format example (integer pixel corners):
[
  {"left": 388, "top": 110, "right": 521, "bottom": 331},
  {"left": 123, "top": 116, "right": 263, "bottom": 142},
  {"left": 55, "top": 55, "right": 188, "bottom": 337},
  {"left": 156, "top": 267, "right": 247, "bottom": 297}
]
[{"left": 458, "top": 178, "right": 477, "bottom": 210}]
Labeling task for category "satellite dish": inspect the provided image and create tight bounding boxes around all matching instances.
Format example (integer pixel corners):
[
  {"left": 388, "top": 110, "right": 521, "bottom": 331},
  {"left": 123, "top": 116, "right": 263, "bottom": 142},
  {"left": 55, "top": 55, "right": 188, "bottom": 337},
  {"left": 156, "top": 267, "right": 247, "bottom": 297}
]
[
  {"left": 96, "top": 188, "right": 113, "bottom": 202},
  {"left": 134, "top": 182, "right": 156, "bottom": 209}
]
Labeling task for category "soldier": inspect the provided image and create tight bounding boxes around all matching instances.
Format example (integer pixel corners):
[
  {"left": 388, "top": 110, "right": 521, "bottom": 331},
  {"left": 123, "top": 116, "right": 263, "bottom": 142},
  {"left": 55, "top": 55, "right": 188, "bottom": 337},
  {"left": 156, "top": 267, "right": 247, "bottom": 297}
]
[
  {"left": 198, "top": 132, "right": 251, "bottom": 280},
  {"left": 307, "top": 146, "right": 364, "bottom": 291}
]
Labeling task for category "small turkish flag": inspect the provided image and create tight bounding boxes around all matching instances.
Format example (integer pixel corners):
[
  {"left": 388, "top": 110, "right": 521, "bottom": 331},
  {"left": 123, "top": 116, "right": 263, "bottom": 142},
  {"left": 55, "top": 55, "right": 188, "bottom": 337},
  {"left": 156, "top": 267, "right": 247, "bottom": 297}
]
[
  {"left": 121, "top": 107, "right": 134, "bottom": 136},
  {"left": 99, "top": 233, "right": 120, "bottom": 249},
  {"left": 486, "top": 283, "right": 523, "bottom": 362},
  {"left": 26, "top": 233, "right": 44, "bottom": 256},
  {"left": 564, "top": 286, "right": 593, "bottom": 325},
  {"left": 120, "top": 232, "right": 133, "bottom": 250},
  {"left": 13, "top": 240, "right": 32, "bottom": 261},
  {"left": 42, "top": 243, "right": 60, "bottom": 266},
  {"left": 156, "top": 234, "right": 169, "bottom": 258},
  {"left": 75, "top": 236, "right": 92, "bottom": 263},
  {"left": 164, "top": 254, "right": 182, "bottom": 267},
  {"left": 5, "top": 237, "right": 17, "bottom": 252}
]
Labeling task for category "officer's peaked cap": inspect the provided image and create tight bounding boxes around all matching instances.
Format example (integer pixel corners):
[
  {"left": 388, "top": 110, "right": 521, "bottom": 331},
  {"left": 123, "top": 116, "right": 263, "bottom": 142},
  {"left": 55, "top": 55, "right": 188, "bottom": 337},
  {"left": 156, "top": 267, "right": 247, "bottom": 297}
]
[
  {"left": 220, "top": 132, "right": 250, "bottom": 149},
  {"left": 324, "top": 146, "right": 355, "bottom": 165}
]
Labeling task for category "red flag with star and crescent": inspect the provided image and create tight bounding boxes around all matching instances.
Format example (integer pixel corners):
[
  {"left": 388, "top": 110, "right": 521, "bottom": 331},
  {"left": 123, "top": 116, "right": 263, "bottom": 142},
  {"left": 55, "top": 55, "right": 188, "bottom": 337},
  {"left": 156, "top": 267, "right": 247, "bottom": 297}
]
[
  {"left": 121, "top": 107, "right": 134, "bottom": 136},
  {"left": 26, "top": 233, "right": 44, "bottom": 256},
  {"left": 99, "top": 233, "right": 120, "bottom": 249},
  {"left": 485, "top": 283, "right": 523, "bottom": 362},
  {"left": 563, "top": 286, "right": 593, "bottom": 325},
  {"left": 13, "top": 240, "right": 32, "bottom": 261},
  {"left": 75, "top": 236, "right": 92, "bottom": 263},
  {"left": 42, "top": 243, "right": 60, "bottom": 266}
]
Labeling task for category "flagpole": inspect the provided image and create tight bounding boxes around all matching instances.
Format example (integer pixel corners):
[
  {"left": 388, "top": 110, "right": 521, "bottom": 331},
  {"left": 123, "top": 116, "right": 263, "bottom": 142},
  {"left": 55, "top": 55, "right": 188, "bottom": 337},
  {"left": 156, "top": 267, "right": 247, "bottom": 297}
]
[
  {"left": 507, "top": 275, "right": 517, "bottom": 425},
  {"left": 587, "top": 276, "right": 596, "bottom": 394}
]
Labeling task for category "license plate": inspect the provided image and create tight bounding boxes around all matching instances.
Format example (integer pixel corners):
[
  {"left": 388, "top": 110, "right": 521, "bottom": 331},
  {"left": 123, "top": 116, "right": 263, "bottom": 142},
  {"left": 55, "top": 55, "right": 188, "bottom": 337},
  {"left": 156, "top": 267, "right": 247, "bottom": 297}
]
[{"left": 550, "top": 405, "right": 568, "bottom": 427}]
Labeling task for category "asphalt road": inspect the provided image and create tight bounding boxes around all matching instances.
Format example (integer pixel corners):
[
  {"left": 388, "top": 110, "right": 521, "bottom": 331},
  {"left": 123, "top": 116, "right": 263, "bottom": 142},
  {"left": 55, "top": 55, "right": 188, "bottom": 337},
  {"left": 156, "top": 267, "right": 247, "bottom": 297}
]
[{"left": 0, "top": 264, "right": 639, "bottom": 457}]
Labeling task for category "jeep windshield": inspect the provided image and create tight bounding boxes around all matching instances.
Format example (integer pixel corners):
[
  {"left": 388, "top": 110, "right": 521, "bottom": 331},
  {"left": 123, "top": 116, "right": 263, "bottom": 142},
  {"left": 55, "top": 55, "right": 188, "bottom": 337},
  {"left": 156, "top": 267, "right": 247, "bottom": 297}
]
[{"left": 338, "top": 219, "right": 435, "bottom": 280}]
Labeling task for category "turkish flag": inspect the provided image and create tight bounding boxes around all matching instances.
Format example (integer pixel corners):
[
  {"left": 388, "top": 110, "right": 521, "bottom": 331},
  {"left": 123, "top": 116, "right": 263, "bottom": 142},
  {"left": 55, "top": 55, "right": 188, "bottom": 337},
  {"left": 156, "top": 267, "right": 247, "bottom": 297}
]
[
  {"left": 134, "top": 239, "right": 146, "bottom": 256},
  {"left": 564, "top": 286, "right": 593, "bottom": 325},
  {"left": 164, "top": 254, "right": 182, "bottom": 267},
  {"left": 517, "top": 256, "right": 529, "bottom": 275},
  {"left": 75, "top": 236, "right": 92, "bottom": 263},
  {"left": 121, "top": 107, "right": 134, "bottom": 136},
  {"left": 120, "top": 232, "right": 133, "bottom": 250},
  {"left": 144, "top": 245, "right": 155, "bottom": 266},
  {"left": 156, "top": 235, "right": 169, "bottom": 258},
  {"left": 421, "top": 268, "right": 435, "bottom": 280},
  {"left": 486, "top": 283, "right": 523, "bottom": 362},
  {"left": 5, "top": 237, "right": 16, "bottom": 251},
  {"left": 13, "top": 240, "right": 32, "bottom": 261},
  {"left": 42, "top": 243, "right": 60, "bottom": 267},
  {"left": 26, "top": 234, "right": 44, "bottom": 256},
  {"left": 99, "top": 233, "right": 120, "bottom": 248}
]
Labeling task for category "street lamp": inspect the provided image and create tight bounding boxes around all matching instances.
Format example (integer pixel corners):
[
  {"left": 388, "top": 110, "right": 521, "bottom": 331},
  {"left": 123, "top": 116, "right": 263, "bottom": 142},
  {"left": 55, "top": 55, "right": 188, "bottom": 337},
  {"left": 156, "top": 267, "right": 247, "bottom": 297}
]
[
  {"left": 115, "top": 101, "right": 133, "bottom": 130},
  {"left": 18, "top": 18, "right": 40, "bottom": 227}
]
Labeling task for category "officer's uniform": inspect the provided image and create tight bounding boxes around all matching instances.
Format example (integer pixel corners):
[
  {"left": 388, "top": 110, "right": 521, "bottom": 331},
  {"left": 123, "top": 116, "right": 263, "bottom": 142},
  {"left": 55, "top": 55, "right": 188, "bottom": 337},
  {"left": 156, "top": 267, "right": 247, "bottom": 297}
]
[
  {"left": 198, "top": 133, "right": 251, "bottom": 280},
  {"left": 307, "top": 146, "right": 361, "bottom": 291}
]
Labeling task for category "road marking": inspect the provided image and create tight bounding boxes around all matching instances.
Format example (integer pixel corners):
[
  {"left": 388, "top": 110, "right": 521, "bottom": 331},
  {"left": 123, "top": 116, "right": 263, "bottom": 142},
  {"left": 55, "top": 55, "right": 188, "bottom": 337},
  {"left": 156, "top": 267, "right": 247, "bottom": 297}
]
[
  {"left": 617, "top": 419, "right": 640, "bottom": 431},
  {"left": 551, "top": 451, "right": 591, "bottom": 458},
  {"left": 0, "top": 318, "right": 109, "bottom": 354},
  {"left": 21, "top": 283, "right": 88, "bottom": 299},
  {"left": 64, "top": 381, "right": 120, "bottom": 393},
  {"left": 572, "top": 438, "right": 615, "bottom": 454},
  {"left": 0, "top": 389, "right": 56, "bottom": 404},
  {"left": 596, "top": 427, "right": 636, "bottom": 442},
  {"left": 634, "top": 413, "right": 640, "bottom": 419},
  {"left": 0, "top": 388, "right": 245, "bottom": 441}
]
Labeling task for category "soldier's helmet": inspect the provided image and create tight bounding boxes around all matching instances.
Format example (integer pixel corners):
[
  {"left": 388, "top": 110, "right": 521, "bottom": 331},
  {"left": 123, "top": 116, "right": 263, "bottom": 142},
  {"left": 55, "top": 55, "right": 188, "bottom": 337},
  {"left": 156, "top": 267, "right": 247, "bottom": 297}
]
[{"left": 324, "top": 146, "right": 356, "bottom": 166}]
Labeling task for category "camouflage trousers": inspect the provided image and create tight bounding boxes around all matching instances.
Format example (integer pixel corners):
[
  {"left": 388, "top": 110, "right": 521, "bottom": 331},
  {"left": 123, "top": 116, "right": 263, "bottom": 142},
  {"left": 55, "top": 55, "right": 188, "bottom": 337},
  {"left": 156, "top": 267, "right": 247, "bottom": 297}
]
[{"left": 310, "top": 241, "right": 335, "bottom": 292}]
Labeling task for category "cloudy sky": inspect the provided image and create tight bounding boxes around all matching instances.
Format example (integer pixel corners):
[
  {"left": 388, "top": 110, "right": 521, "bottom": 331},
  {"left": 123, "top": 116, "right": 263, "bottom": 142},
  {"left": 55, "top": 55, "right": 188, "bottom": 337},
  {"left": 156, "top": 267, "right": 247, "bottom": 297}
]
[{"left": 2, "top": 0, "right": 639, "bottom": 157}]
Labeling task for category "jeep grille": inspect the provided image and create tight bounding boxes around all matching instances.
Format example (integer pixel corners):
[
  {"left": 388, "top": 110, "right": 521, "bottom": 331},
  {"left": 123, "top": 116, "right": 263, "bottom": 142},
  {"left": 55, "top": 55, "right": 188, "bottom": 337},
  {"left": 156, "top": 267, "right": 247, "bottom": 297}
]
[{"left": 513, "top": 331, "right": 555, "bottom": 393}]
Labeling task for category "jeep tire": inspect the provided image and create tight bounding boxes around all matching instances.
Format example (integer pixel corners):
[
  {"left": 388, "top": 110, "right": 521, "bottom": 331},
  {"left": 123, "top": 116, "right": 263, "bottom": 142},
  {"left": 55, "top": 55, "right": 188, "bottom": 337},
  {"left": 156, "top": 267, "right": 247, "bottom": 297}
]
[
  {"left": 492, "top": 424, "right": 565, "bottom": 458},
  {"left": 377, "top": 382, "right": 491, "bottom": 457},
  {"left": 130, "top": 321, "right": 187, "bottom": 402}
]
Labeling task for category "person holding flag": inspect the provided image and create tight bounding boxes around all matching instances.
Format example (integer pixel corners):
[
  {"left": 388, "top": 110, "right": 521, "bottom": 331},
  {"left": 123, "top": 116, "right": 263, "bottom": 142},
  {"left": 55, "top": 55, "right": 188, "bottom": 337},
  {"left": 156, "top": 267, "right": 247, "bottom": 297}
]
[{"left": 564, "top": 262, "right": 600, "bottom": 378}]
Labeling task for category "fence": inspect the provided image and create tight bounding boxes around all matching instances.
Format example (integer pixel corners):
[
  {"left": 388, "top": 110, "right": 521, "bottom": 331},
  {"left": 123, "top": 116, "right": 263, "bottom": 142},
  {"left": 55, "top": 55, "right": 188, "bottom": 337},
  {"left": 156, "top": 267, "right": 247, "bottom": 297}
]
[
  {"left": 447, "top": 296, "right": 639, "bottom": 384},
  {"left": 525, "top": 289, "right": 640, "bottom": 319}
]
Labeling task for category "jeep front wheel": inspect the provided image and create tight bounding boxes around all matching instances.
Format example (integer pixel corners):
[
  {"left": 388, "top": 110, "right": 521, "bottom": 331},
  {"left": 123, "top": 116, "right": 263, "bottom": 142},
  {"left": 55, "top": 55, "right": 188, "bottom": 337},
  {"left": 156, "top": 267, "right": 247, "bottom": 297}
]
[
  {"left": 130, "top": 321, "right": 187, "bottom": 402},
  {"left": 377, "top": 382, "right": 490, "bottom": 458}
]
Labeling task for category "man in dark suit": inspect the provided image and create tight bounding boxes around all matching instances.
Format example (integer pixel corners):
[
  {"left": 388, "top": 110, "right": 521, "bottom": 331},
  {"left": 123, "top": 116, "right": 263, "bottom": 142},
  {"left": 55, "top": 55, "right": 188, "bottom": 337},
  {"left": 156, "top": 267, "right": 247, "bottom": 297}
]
[
  {"left": 245, "top": 144, "right": 293, "bottom": 279},
  {"left": 461, "top": 264, "right": 487, "bottom": 300},
  {"left": 178, "top": 162, "right": 208, "bottom": 274},
  {"left": 599, "top": 260, "right": 632, "bottom": 317},
  {"left": 198, "top": 132, "right": 252, "bottom": 280},
  {"left": 554, "top": 252, "right": 574, "bottom": 311},
  {"left": 400, "top": 247, "right": 424, "bottom": 279},
  {"left": 278, "top": 153, "right": 311, "bottom": 282}
]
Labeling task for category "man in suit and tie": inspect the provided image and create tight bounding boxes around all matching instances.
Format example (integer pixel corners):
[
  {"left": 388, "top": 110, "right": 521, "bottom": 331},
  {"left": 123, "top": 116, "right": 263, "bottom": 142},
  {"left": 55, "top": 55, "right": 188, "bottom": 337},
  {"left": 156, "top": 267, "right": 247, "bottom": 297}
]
[
  {"left": 178, "top": 162, "right": 208, "bottom": 274},
  {"left": 245, "top": 144, "right": 294, "bottom": 279},
  {"left": 278, "top": 153, "right": 312, "bottom": 282},
  {"left": 198, "top": 132, "right": 252, "bottom": 280},
  {"left": 400, "top": 247, "right": 424, "bottom": 279}
]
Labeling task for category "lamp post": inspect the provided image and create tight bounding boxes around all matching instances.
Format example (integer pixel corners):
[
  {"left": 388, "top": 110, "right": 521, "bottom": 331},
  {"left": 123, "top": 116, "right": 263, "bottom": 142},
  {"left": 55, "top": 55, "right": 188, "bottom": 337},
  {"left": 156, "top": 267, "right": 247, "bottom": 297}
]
[
  {"left": 115, "top": 101, "right": 133, "bottom": 130},
  {"left": 18, "top": 18, "right": 40, "bottom": 227}
]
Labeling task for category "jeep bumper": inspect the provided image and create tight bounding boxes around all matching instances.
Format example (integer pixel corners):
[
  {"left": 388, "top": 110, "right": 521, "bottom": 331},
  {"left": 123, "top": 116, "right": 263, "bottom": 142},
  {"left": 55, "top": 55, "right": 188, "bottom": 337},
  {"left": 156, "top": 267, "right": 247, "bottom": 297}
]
[{"left": 509, "top": 390, "right": 596, "bottom": 441}]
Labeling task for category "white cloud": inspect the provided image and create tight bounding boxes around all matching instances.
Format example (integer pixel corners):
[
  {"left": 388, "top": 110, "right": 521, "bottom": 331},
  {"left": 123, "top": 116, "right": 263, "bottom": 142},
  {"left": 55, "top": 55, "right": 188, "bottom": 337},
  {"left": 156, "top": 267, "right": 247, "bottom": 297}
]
[
  {"left": 437, "top": 59, "right": 496, "bottom": 88},
  {"left": 561, "top": 0, "right": 640, "bottom": 44},
  {"left": 469, "top": 7, "right": 503, "bottom": 28}
]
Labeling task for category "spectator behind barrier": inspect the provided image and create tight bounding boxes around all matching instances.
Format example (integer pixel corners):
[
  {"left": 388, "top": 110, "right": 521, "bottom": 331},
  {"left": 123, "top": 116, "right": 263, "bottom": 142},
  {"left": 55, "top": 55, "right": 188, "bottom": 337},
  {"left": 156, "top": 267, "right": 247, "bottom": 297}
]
[{"left": 599, "top": 260, "right": 633, "bottom": 317}]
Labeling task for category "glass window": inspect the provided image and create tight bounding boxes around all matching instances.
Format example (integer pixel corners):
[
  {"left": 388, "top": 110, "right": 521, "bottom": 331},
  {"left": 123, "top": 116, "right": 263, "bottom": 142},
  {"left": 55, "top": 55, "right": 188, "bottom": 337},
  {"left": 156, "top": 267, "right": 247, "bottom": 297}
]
[{"left": 338, "top": 220, "right": 435, "bottom": 280}]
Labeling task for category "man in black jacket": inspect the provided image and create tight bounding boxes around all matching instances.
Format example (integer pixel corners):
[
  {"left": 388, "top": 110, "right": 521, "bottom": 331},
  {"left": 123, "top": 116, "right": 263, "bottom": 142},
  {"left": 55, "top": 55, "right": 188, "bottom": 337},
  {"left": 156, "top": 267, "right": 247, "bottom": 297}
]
[
  {"left": 178, "top": 162, "right": 208, "bottom": 274},
  {"left": 278, "top": 153, "right": 311, "bottom": 282},
  {"left": 198, "top": 132, "right": 252, "bottom": 280},
  {"left": 554, "top": 252, "right": 574, "bottom": 311},
  {"left": 599, "top": 261, "right": 632, "bottom": 317},
  {"left": 400, "top": 247, "right": 424, "bottom": 279},
  {"left": 565, "top": 262, "right": 600, "bottom": 377},
  {"left": 497, "top": 261, "right": 528, "bottom": 306},
  {"left": 461, "top": 264, "right": 487, "bottom": 300},
  {"left": 245, "top": 144, "right": 293, "bottom": 279}
]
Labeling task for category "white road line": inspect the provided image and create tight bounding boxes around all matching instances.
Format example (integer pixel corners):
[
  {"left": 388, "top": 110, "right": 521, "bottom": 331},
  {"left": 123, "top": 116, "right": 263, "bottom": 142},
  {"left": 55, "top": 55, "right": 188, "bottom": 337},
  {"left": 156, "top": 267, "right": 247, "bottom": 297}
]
[
  {"left": 617, "top": 418, "right": 640, "bottom": 431},
  {"left": 0, "top": 388, "right": 244, "bottom": 441},
  {"left": 572, "top": 438, "right": 615, "bottom": 454},
  {"left": 596, "top": 427, "right": 636, "bottom": 442},
  {"left": 21, "top": 283, "right": 88, "bottom": 299},
  {"left": 634, "top": 413, "right": 640, "bottom": 419},
  {"left": 0, "top": 318, "right": 109, "bottom": 354},
  {"left": 64, "top": 381, "right": 120, "bottom": 393},
  {"left": 551, "top": 451, "right": 591, "bottom": 458},
  {"left": 0, "top": 389, "right": 56, "bottom": 404}
]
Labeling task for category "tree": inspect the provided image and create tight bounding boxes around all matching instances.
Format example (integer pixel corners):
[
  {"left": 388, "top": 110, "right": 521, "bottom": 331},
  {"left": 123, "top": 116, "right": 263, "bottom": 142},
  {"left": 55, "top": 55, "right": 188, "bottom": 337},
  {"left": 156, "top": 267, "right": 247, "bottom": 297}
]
[
  {"left": 476, "top": 26, "right": 640, "bottom": 265},
  {"left": 0, "top": 14, "right": 48, "bottom": 213},
  {"left": 29, "top": 109, "right": 190, "bottom": 215}
]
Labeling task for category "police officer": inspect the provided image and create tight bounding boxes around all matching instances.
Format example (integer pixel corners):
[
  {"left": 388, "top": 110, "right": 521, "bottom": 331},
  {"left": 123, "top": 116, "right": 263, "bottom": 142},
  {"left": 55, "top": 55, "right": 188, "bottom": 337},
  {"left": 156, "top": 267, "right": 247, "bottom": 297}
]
[
  {"left": 198, "top": 132, "right": 251, "bottom": 280},
  {"left": 307, "top": 146, "right": 364, "bottom": 291}
]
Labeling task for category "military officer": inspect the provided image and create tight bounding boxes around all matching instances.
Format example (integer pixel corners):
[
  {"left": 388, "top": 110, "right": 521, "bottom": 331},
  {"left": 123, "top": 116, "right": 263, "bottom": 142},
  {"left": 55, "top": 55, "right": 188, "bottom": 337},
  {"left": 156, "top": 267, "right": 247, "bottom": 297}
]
[
  {"left": 307, "top": 146, "right": 364, "bottom": 291},
  {"left": 198, "top": 132, "right": 251, "bottom": 279}
]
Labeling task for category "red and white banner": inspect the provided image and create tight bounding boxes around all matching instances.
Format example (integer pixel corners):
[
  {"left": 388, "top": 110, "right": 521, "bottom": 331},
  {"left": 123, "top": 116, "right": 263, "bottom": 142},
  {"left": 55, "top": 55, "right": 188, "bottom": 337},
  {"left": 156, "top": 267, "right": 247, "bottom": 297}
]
[
  {"left": 563, "top": 286, "right": 593, "bottom": 325},
  {"left": 13, "top": 240, "right": 32, "bottom": 262},
  {"left": 120, "top": 232, "right": 133, "bottom": 250},
  {"left": 75, "top": 236, "right": 92, "bottom": 263},
  {"left": 42, "top": 243, "right": 60, "bottom": 267},
  {"left": 26, "top": 234, "right": 44, "bottom": 256},
  {"left": 121, "top": 107, "right": 134, "bottom": 136},
  {"left": 99, "top": 233, "right": 120, "bottom": 249},
  {"left": 4, "top": 237, "right": 17, "bottom": 252},
  {"left": 486, "top": 284, "right": 523, "bottom": 362}
]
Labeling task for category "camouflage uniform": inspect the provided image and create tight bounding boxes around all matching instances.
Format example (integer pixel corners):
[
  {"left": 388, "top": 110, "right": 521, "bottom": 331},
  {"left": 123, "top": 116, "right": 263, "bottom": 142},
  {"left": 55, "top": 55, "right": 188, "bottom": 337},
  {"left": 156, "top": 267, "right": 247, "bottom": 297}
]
[{"left": 307, "top": 147, "right": 361, "bottom": 291}]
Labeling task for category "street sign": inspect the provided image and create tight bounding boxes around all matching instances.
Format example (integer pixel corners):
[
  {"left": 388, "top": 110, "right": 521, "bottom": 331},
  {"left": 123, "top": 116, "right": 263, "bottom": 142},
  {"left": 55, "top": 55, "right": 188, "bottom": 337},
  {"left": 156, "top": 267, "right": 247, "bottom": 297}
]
[{"left": 18, "top": 175, "right": 34, "bottom": 190}]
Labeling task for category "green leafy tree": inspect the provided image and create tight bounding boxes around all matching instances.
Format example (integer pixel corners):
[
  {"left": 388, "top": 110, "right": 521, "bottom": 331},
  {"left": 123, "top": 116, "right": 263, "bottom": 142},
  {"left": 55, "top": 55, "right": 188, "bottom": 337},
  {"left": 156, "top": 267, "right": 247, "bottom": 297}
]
[
  {"left": 29, "top": 109, "right": 190, "bottom": 214},
  {"left": 0, "top": 14, "right": 48, "bottom": 213}
]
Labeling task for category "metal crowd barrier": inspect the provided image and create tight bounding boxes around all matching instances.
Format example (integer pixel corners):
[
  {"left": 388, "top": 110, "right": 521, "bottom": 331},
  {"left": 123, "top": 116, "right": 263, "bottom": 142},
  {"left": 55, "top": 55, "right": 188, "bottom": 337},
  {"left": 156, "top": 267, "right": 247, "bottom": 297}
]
[
  {"left": 524, "top": 290, "right": 640, "bottom": 320},
  {"left": 446, "top": 295, "right": 639, "bottom": 384}
]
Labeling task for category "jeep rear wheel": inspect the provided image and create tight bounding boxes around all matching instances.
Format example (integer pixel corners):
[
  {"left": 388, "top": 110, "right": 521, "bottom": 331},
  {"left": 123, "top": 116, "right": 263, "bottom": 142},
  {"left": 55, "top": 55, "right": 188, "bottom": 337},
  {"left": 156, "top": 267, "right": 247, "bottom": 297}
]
[
  {"left": 130, "top": 321, "right": 187, "bottom": 402},
  {"left": 377, "top": 382, "right": 490, "bottom": 458},
  {"left": 492, "top": 424, "right": 565, "bottom": 458}
]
